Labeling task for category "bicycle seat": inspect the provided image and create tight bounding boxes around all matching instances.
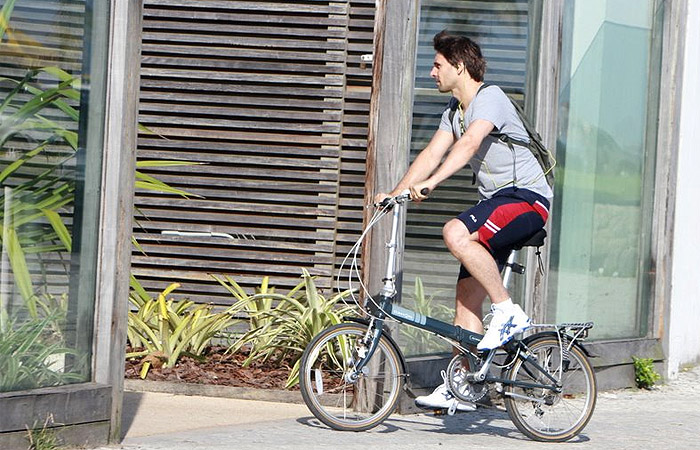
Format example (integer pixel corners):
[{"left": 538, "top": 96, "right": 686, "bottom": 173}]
[{"left": 511, "top": 228, "right": 547, "bottom": 250}]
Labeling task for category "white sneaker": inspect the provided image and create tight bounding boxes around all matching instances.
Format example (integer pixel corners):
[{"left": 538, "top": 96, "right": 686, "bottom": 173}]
[
  {"left": 414, "top": 371, "right": 477, "bottom": 412},
  {"left": 477, "top": 301, "right": 530, "bottom": 351}
]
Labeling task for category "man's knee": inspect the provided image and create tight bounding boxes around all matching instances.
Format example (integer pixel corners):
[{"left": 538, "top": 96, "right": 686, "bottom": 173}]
[{"left": 443, "top": 219, "right": 474, "bottom": 250}]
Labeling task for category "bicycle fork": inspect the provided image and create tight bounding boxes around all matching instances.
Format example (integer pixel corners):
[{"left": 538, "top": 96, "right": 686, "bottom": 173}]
[{"left": 346, "top": 316, "right": 387, "bottom": 382}]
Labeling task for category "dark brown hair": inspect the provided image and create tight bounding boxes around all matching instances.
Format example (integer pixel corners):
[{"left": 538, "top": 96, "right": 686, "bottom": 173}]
[{"left": 433, "top": 30, "right": 486, "bottom": 82}]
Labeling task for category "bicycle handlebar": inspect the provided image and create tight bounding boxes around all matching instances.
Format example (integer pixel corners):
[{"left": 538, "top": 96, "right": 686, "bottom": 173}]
[
  {"left": 373, "top": 191, "right": 411, "bottom": 208},
  {"left": 373, "top": 187, "right": 431, "bottom": 208}
]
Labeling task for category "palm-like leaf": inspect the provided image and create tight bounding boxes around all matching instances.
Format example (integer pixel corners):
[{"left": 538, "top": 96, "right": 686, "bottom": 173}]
[
  {"left": 216, "top": 271, "right": 357, "bottom": 387},
  {"left": 0, "top": 314, "right": 86, "bottom": 391}
]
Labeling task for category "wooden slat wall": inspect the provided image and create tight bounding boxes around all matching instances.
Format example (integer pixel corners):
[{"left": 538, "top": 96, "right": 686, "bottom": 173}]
[
  {"left": 0, "top": 0, "right": 85, "bottom": 184},
  {"left": 132, "top": 0, "right": 374, "bottom": 304},
  {"left": 334, "top": 0, "right": 375, "bottom": 287},
  {"left": 402, "top": 0, "right": 531, "bottom": 302},
  {"left": 0, "top": 1, "right": 84, "bottom": 76}
]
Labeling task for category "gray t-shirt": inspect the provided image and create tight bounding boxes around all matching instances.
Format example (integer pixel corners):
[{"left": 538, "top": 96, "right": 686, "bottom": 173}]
[{"left": 438, "top": 85, "right": 553, "bottom": 200}]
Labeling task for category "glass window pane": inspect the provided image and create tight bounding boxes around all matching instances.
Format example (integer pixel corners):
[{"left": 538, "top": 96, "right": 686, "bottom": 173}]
[
  {"left": 547, "top": 0, "right": 662, "bottom": 339},
  {"left": 0, "top": 0, "right": 107, "bottom": 392},
  {"left": 401, "top": 0, "right": 533, "bottom": 356}
]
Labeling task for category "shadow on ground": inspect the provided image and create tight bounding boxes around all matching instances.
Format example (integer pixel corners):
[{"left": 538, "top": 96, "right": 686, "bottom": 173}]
[
  {"left": 120, "top": 391, "right": 144, "bottom": 440},
  {"left": 297, "top": 406, "right": 591, "bottom": 444}
]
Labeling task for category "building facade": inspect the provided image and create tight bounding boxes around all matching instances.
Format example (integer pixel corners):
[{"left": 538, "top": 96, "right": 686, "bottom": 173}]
[{"left": 1, "top": 0, "right": 699, "bottom": 447}]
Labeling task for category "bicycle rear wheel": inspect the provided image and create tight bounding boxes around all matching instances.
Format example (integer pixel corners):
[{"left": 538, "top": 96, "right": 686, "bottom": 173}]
[
  {"left": 504, "top": 335, "right": 597, "bottom": 442},
  {"left": 299, "top": 323, "right": 404, "bottom": 431}
]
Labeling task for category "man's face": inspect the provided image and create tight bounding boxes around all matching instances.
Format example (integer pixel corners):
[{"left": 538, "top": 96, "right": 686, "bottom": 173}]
[{"left": 430, "top": 52, "right": 460, "bottom": 93}]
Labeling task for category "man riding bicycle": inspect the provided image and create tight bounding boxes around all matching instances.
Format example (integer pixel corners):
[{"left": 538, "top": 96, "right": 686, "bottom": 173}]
[{"left": 375, "top": 30, "right": 553, "bottom": 412}]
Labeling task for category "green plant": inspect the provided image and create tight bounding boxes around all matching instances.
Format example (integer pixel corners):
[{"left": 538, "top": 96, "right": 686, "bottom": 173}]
[
  {"left": 632, "top": 356, "right": 661, "bottom": 389},
  {"left": 211, "top": 274, "right": 280, "bottom": 357},
  {"left": 1, "top": 0, "right": 19, "bottom": 43},
  {"left": 26, "top": 415, "right": 60, "bottom": 450},
  {"left": 215, "top": 269, "right": 357, "bottom": 388},
  {"left": 0, "top": 315, "right": 85, "bottom": 392},
  {"left": 126, "top": 277, "right": 239, "bottom": 378},
  {"left": 400, "top": 277, "right": 452, "bottom": 356}
]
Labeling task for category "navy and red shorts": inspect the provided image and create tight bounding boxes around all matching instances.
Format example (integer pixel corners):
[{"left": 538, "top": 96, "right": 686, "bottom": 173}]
[{"left": 456, "top": 187, "right": 549, "bottom": 280}]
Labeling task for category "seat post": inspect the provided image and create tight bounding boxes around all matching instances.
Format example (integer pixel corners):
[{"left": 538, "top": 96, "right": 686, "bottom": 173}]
[{"left": 502, "top": 249, "right": 518, "bottom": 289}]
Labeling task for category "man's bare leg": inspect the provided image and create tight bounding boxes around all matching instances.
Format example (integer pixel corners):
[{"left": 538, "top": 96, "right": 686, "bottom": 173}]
[
  {"left": 443, "top": 218, "right": 509, "bottom": 304},
  {"left": 413, "top": 276, "right": 484, "bottom": 412},
  {"left": 454, "top": 276, "right": 487, "bottom": 334},
  {"left": 443, "top": 218, "right": 530, "bottom": 350}
]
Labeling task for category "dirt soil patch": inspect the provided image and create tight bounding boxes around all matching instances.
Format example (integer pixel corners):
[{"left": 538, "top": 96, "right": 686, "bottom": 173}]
[{"left": 125, "top": 347, "right": 298, "bottom": 390}]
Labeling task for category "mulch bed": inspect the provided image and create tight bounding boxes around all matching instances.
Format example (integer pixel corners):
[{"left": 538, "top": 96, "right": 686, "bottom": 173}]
[{"left": 124, "top": 347, "right": 298, "bottom": 390}]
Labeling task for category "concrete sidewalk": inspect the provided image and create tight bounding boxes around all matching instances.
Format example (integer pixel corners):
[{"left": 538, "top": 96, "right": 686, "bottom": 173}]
[{"left": 97, "top": 366, "right": 700, "bottom": 450}]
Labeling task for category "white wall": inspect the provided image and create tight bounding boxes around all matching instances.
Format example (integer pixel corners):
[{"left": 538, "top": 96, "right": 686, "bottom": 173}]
[{"left": 667, "top": 0, "right": 700, "bottom": 378}]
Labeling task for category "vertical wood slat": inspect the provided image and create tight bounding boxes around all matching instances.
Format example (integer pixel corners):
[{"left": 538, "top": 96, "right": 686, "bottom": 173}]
[
  {"left": 526, "top": 0, "right": 563, "bottom": 322},
  {"left": 97, "top": 0, "right": 144, "bottom": 441},
  {"left": 133, "top": 1, "right": 357, "bottom": 303},
  {"left": 364, "top": 0, "right": 421, "bottom": 299}
]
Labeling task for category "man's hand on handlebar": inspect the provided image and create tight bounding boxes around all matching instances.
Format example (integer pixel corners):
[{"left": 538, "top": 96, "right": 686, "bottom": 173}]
[
  {"left": 373, "top": 192, "right": 391, "bottom": 206},
  {"left": 410, "top": 181, "right": 434, "bottom": 203},
  {"left": 373, "top": 184, "right": 433, "bottom": 207}
]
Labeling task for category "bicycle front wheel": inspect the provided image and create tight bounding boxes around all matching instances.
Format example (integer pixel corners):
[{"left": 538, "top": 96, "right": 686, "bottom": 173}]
[
  {"left": 504, "top": 335, "right": 597, "bottom": 442},
  {"left": 299, "top": 323, "right": 404, "bottom": 431}
]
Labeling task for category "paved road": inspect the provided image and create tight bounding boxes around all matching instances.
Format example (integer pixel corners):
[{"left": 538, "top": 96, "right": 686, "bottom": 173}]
[{"left": 96, "top": 366, "right": 700, "bottom": 450}]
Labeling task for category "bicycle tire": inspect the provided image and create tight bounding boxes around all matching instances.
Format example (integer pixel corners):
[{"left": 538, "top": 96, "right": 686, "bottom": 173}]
[
  {"left": 299, "top": 323, "right": 404, "bottom": 431},
  {"left": 504, "top": 335, "right": 597, "bottom": 442}
]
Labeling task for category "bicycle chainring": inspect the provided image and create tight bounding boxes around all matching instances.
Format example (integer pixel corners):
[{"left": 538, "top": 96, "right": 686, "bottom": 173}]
[{"left": 446, "top": 353, "right": 489, "bottom": 403}]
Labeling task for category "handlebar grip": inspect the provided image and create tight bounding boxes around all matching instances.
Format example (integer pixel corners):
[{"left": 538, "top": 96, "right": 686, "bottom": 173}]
[{"left": 420, "top": 187, "right": 430, "bottom": 196}]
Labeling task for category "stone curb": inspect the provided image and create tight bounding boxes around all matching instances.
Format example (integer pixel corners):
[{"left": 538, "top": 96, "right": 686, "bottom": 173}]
[{"left": 124, "top": 379, "right": 305, "bottom": 404}]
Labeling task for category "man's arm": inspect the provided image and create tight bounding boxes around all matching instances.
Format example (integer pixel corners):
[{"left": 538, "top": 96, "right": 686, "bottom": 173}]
[
  {"left": 410, "top": 119, "right": 494, "bottom": 200},
  {"left": 377, "top": 129, "right": 454, "bottom": 200}
]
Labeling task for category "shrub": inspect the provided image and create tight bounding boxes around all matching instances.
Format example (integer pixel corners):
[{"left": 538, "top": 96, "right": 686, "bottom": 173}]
[
  {"left": 400, "top": 277, "right": 452, "bottom": 356},
  {"left": 126, "top": 277, "right": 239, "bottom": 378},
  {"left": 0, "top": 315, "right": 85, "bottom": 392},
  {"left": 214, "top": 269, "right": 357, "bottom": 388},
  {"left": 632, "top": 356, "right": 661, "bottom": 389}
]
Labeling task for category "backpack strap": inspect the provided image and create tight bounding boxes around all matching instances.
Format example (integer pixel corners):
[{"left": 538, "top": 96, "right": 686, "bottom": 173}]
[
  {"left": 447, "top": 82, "right": 520, "bottom": 185},
  {"left": 448, "top": 82, "right": 526, "bottom": 145},
  {"left": 447, "top": 82, "right": 491, "bottom": 137}
]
